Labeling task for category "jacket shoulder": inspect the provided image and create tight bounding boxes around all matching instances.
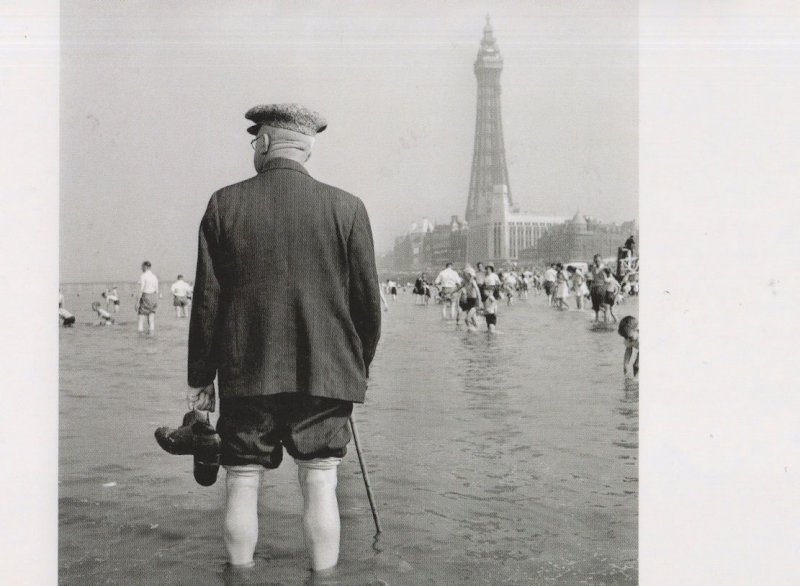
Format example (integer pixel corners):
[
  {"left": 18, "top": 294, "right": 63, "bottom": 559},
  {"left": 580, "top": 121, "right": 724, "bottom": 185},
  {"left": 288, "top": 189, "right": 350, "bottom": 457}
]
[
  {"left": 210, "top": 176, "right": 261, "bottom": 199},
  {"left": 311, "top": 179, "right": 363, "bottom": 210}
]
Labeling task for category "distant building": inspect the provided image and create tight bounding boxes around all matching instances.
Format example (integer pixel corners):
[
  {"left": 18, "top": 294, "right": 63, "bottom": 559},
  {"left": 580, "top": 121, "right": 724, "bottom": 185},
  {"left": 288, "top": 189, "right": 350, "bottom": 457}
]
[
  {"left": 381, "top": 18, "right": 636, "bottom": 272},
  {"left": 427, "top": 215, "right": 469, "bottom": 268},
  {"left": 393, "top": 218, "right": 434, "bottom": 271},
  {"left": 376, "top": 250, "right": 396, "bottom": 273},
  {"left": 518, "top": 212, "right": 638, "bottom": 265}
]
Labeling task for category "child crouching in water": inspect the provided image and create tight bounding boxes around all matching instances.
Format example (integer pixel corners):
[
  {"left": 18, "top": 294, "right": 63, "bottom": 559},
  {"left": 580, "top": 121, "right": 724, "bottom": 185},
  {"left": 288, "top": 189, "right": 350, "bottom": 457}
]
[
  {"left": 617, "top": 316, "right": 639, "bottom": 378},
  {"left": 92, "top": 301, "right": 115, "bottom": 325}
]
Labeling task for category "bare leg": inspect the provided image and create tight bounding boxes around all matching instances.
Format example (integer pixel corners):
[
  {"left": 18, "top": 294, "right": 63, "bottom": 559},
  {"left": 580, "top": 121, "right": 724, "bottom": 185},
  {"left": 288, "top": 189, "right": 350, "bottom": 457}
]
[
  {"left": 148, "top": 313, "right": 155, "bottom": 334},
  {"left": 298, "top": 459, "right": 341, "bottom": 572},
  {"left": 175, "top": 306, "right": 181, "bottom": 318},
  {"left": 224, "top": 465, "right": 263, "bottom": 567},
  {"left": 137, "top": 315, "right": 146, "bottom": 332}
]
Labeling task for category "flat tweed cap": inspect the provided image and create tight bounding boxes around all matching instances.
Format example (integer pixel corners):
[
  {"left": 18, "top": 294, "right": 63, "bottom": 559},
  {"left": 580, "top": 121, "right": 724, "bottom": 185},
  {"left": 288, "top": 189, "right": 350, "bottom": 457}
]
[{"left": 245, "top": 103, "right": 327, "bottom": 136}]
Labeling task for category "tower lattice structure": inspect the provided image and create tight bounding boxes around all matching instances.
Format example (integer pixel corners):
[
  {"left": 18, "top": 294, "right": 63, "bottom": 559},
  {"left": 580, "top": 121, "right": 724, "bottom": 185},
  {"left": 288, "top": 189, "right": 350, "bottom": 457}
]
[{"left": 465, "top": 16, "right": 513, "bottom": 225}]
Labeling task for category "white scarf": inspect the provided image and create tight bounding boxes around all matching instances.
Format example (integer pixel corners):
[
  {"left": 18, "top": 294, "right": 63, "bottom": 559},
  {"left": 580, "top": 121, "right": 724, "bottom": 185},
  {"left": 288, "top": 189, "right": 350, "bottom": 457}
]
[{"left": 255, "top": 126, "right": 315, "bottom": 172}]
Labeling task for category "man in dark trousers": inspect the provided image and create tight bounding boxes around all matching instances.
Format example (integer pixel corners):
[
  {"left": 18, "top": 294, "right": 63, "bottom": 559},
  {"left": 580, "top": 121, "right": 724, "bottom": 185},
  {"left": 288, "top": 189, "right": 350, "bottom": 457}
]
[{"left": 186, "top": 103, "right": 381, "bottom": 572}]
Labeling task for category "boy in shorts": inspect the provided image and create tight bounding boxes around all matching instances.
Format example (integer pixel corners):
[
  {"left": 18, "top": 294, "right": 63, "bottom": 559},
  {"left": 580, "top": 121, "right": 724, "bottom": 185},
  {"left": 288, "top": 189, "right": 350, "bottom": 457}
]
[
  {"left": 618, "top": 316, "right": 639, "bottom": 378},
  {"left": 484, "top": 291, "right": 498, "bottom": 332}
]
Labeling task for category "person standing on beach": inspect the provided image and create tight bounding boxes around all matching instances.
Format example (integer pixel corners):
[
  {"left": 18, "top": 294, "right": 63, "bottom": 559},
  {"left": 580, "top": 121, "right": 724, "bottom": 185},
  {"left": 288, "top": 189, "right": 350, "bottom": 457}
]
[
  {"left": 171, "top": 274, "right": 193, "bottom": 318},
  {"left": 589, "top": 254, "right": 607, "bottom": 322},
  {"left": 136, "top": 261, "right": 159, "bottom": 334},
  {"left": 483, "top": 264, "right": 501, "bottom": 301},
  {"left": 602, "top": 267, "right": 621, "bottom": 323},
  {"left": 434, "top": 262, "right": 462, "bottom": 319},
  {"left": 185, "top": 104, "right": 381, "bottom": 573},
  {"left": 542, "top": 264, "right": 557, "bottom": 307}
]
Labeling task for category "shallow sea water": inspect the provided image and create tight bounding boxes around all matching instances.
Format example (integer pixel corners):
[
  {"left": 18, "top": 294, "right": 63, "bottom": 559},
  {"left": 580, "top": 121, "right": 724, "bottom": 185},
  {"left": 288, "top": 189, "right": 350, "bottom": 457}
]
[{"left": 59, "top": 285, "right": 638, "bottom": 585}]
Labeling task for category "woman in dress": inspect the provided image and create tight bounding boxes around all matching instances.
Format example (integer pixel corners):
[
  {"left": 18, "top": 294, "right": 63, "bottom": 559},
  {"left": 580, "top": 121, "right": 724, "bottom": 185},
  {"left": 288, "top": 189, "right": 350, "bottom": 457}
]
[{"left": 554, "top": 264, "right": 570, "bottom": 310}]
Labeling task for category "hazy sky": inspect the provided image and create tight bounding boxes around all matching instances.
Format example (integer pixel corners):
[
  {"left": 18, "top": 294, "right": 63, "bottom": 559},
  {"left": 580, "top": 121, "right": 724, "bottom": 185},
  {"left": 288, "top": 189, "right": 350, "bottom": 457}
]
[{"left": 60, "top": 0, "right": 637, "bottom": 282}]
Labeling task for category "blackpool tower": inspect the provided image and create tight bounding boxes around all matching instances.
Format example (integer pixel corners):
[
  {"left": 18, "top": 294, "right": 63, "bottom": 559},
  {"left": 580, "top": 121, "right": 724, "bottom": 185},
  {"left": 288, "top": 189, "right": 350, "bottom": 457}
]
[
  {"left": 465, "top": 15, "right": 513, "bottom": 225},
  {"left": 464, "top": 17, "right": 567, "bottom": 264}
]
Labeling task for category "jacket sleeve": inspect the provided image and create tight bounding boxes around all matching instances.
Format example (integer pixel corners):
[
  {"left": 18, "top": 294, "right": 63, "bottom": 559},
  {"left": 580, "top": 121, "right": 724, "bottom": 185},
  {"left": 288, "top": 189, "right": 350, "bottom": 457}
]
[
  {"left": 188, "top": 194, "right": 221, "bottom": 388},
  {"left": 347, "top": 199, "right": 381, "bottom": 376}
]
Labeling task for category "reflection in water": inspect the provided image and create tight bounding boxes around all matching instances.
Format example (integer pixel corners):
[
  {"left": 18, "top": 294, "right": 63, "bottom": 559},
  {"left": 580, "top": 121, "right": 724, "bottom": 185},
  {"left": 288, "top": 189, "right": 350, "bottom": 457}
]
[{"left": 59, "top": 287, "right": 638, "bottom": 585}]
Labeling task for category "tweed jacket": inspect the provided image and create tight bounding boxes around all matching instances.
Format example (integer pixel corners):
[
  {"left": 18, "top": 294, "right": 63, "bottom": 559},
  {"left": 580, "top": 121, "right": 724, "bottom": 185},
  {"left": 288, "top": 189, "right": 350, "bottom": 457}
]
[{"left": 187, "top": 158, "right": 381, "bottom": 402}]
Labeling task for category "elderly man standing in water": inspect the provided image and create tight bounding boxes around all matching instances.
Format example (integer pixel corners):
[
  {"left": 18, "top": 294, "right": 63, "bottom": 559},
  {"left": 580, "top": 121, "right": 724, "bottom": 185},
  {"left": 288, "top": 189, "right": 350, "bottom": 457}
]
[{"left": 186, "top": 104, "right": 381, "bottom": 573}]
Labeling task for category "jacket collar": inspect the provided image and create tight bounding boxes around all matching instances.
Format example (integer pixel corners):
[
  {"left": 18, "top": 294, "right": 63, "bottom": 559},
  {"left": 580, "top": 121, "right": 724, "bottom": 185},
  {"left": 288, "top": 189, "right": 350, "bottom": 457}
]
[{"left": 258, "top": 157, "right": 310, "bottom": 176}]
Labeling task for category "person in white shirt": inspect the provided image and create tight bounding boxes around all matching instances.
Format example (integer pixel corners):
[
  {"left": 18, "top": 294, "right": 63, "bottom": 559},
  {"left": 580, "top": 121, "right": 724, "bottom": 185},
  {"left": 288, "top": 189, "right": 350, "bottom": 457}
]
[
  {"left": 107, "top": 286, "right": 120, "bottom": 314},
  {"left": 386, "top": 279, "right": 398, "bottom": 301},
  {"left": 434, "top": 262, "right": 462, "bottom": 319},
  {"left": 59, "top": 291, "right": 75, "bottom": 327},
  {"left": 542, "top": 264, "right": 558, "bottom": 307},
  {"left": 136, "top": 260, "right": 159, "bottom": 334},
  {"left": 483, "top": 264, "right": 501, "bottom": 300},
  {"left": 171, "top": 274, "right": 193, "bottom": 318},
  {"left": 503, "top": 271, "right": 518, "bottom": 306}
]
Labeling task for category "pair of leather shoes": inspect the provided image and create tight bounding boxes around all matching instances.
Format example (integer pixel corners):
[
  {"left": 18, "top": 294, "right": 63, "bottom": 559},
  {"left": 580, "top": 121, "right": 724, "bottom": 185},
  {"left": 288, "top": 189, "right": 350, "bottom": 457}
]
[{"left": 155, "top": 410, "right": 221, "bottom": 486}]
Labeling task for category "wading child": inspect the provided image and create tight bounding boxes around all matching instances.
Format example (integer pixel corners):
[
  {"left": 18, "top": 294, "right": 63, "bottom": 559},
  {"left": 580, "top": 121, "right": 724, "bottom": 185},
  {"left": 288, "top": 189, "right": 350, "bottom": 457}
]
[
  {"left": 59, "top": 307, "right": 76, "bottom": 327},
  {"left": 618, "top": 316, "right": 639, "bottom": 378},
  {"left": 483, "top": 291, "right": 498, "bottom": 333},
  {"left": 92, "top": 301, "right": 115, "bottom": 325},
  {"left": 602, "top": 267, "right": 621, "bottom": 323}
]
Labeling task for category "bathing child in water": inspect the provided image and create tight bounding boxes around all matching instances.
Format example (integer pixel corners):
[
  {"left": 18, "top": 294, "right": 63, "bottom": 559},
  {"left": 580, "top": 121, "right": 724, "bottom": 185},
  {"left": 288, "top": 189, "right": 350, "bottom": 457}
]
[
  {"left": 617, "top": 316, "right": 639, "bottom": 378},
  {"left": 92, "top": 301, "right": 115, "bottom": 325}
]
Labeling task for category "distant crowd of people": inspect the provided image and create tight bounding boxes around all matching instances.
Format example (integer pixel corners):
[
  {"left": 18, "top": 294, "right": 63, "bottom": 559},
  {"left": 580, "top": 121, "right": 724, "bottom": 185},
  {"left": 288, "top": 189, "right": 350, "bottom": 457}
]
[
  {"left": 58, "top": 260, "right": 194, "bottom": 334},
  {"left": 382, "top": 251, "right": 639, "bottom": 331},
  {"left": 379, "top": 247, "right": 639, "bottom": 378}
]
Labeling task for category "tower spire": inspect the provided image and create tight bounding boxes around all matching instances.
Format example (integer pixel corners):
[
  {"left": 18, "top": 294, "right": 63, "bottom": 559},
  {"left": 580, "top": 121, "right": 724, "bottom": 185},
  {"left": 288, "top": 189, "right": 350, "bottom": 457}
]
[{"left": 465, "top": 18, "right": 512, "bottom": 224}]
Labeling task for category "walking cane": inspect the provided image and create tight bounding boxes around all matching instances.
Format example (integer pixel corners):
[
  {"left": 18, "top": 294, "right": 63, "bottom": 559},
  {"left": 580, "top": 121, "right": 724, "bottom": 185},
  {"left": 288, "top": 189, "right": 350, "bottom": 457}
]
[{"left": 348, "top": 415, "right": 382, "bottom": 534}]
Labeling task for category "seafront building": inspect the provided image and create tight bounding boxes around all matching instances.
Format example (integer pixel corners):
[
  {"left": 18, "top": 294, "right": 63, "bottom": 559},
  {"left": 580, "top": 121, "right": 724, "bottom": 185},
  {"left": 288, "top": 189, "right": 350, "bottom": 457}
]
[
  {"left": 386, "top": 18, "right": 634, "bottom": 273},
  {"left": 518, "top": 212, "right": 639, "bottom": 265}
]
